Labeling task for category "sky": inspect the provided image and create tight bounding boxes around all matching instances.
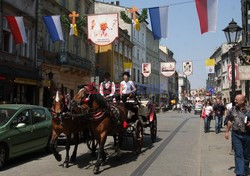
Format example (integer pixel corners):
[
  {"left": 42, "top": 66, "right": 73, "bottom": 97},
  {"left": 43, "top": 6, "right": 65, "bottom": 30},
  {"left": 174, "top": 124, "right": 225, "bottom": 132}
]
[{"left": 100, "top": 0, "right": 241, "bottom": 89}]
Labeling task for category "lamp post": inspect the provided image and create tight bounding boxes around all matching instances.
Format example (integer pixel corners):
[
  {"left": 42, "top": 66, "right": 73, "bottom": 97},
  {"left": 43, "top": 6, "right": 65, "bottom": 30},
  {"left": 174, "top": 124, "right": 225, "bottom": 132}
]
[{"left": 223, "top": 19, "right": 242, "bottom": 104}]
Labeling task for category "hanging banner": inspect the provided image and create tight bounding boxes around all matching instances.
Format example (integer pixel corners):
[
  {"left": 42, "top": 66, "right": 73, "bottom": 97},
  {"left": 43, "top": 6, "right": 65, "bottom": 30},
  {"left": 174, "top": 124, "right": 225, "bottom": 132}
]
[
  {"left": 88, "top": 13, "right": 118, "bottom": 46},
  {"left": 123, "top": 62, "right": 133, "bottom": 75},
  {"left": 183, "top": 61, "right": 193, "bottom": 76},
  {"left": 142, "top": 63, "right": 151, "bottom": 77},
  {"left": 206, "top": 66, "right": 215, "bottom": 73},
  {"left": 161, "top": 62, "right": 176, "bottom": 77}
]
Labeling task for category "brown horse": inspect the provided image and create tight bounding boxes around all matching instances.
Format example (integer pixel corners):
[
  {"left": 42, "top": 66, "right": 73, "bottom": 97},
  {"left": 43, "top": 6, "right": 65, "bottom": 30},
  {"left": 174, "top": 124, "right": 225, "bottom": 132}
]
[
  {"left": 71, "top": 86, "right": 127, "bottom": 174},
  {"left": 50, "top": 90, "right": 90, "bottom": 168}
]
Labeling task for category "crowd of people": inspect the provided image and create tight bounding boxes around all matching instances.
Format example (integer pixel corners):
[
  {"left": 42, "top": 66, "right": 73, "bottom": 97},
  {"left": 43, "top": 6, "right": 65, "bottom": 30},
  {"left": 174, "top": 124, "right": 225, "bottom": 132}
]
[{"left": 201, "top": 94, "right": 250, "bottom": 176}]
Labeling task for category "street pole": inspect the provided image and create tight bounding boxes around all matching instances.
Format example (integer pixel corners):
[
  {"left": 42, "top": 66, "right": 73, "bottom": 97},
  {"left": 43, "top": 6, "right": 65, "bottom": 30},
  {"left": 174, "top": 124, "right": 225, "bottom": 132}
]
[
  {"left": 230, "top": 46, "right": 236, "bottom": 105},
  {"left": 34, "top": 0, "right": 39, "bottom": 69}
]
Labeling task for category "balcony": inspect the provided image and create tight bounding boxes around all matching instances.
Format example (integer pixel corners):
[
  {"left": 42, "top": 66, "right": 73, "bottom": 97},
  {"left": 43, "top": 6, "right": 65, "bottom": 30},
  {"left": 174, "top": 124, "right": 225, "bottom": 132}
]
[
  {"left": 58, "top": 52, "right": 92, "bottom": 72},
  {"left": 38, "top": 50, "right": 92, "bottom": 72},
  {"left": 0, "top": 51, "right": 34, "bottom": 69}
]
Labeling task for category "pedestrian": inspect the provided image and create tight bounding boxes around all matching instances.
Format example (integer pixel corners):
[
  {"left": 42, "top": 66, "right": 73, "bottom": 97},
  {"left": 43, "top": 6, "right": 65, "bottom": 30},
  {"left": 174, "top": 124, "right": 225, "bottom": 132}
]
[
  {"left": 203, "top": 100, "right": 213, "bottom": 133},
  {"left": 213, "top": 98, "right": 225, "bottom": 134},
  {"left": 225, "top": 94, "right": 250, "bottom": 176}
]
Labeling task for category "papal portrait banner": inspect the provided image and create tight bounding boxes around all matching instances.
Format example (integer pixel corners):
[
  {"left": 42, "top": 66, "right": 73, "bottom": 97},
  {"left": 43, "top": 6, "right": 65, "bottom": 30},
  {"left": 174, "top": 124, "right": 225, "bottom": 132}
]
[
  {"left": 183, "top": 61, "right": 193, "bottom": 76},
  {"left": 88, "top": 13, "right": 118, "bottom": 46}
]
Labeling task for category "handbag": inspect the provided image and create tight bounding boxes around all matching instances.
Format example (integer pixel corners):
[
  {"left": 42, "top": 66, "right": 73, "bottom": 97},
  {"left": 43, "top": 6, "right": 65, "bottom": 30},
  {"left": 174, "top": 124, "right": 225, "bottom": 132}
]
[{"left": 201, "top": 108, "right": 206, "bottom": 119}]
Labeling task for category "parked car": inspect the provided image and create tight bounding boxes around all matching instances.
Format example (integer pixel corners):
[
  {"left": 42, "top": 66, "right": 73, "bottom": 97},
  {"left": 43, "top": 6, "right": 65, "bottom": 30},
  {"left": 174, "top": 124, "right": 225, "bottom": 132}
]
[
  {"left": 0, "top": 104, "right": 52, "bottom": 170},
  {"left": 194, "top": 103, "right": 203, "bottom": 115}
]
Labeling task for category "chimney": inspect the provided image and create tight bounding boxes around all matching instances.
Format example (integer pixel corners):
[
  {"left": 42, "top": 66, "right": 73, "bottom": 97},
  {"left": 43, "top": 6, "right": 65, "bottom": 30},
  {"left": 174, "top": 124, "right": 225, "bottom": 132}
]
[{"left": 116, "top": 1, "right": 120, "bottom": 6}]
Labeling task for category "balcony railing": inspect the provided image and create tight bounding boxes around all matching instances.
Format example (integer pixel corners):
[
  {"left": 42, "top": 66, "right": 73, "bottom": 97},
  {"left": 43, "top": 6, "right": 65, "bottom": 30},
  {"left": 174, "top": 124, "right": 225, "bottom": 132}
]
[
  {"left": 0, "top": 51, "right": 34, "bottom": 69},
  {"left": 58, "top": 52, "right": 92, "bottom": 71}
]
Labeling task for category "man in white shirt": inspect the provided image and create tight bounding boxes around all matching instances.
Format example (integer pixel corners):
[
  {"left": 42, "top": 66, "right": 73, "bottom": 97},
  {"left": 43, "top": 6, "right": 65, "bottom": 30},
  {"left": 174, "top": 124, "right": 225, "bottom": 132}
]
[
  {"left": 99, "top": 72, "right": 116, "bottom": 102},
  {"left": 120, "top": 72, "right": 136, "bottom": 103}
]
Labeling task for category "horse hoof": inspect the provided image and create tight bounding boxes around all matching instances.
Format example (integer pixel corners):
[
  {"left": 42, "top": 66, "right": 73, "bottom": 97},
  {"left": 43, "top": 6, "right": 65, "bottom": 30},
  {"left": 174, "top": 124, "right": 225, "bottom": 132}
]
[
  {"left": 63, "top": 162, "right": 69, "bottom": 168},
  {"left": 55, "top": 154, "right": 62, "bottom": 162},
  {"left": 93, "top": 167, "right": 99, "bottom": 174}
]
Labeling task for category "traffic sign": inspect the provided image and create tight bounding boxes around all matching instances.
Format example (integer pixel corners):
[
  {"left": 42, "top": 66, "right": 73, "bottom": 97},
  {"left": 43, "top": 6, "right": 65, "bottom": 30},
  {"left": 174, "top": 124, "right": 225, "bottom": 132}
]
[{"left": 208, "top": 87, "right": 215, "bottom": 94}]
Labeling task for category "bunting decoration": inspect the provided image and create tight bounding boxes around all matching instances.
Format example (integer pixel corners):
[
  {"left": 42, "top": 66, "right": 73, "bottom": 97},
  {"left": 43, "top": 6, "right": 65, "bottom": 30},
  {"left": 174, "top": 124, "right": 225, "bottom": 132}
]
[
  {"left": 195, "top": 0, "right": 218, "bottom": 34},
  {"left": 205, "top": 58, "right": 215, "bottom": 73},
  {"left": 43, "top": 15, "right": 64, "bottom": 42},
  {"left": 69, "top": 11, "right": 79, "bottom": 36},
  {"left": 6, "top": 16, "right": 27, "bottom": 44},
  {"left": 120, "top": 7, "right": 148, "bottom": 31},
  {"left": 161, "top": 62, "right": 176, "bottom": 77},
  {"left": 60, "top": 12, "right": 87, "bottom": 37},
  {"left": 123, "top": 62, "right": 133, "bottom": 75},
  {"left": 183, "top": 61, "right": 193, "bottom": 76},
  {"left": 142, "top": 63, "right": 151, "bottom": 77},
  {"left": 149, "top": 6, "right": 168, "bottom": 40}
]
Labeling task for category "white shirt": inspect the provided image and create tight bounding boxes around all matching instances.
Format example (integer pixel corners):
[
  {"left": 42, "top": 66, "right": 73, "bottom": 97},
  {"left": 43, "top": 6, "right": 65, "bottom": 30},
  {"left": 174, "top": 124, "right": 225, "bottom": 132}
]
[
  {"left": 205, "top": 106, "right": 213, "bottom": 116},
  {"left": 120, "top": 80, "right": 136, "bottom": 94},
  {"left": 226, "top": 103, "right": 232, "bottom": 111},
  {"left": 99, "top": 81, "right": 115, "bottom": 97}
]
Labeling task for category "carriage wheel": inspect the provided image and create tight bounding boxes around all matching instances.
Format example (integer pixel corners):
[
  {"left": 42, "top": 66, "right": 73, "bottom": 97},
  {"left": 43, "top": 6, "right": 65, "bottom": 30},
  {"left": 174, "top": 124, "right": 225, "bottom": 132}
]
[
  {"left": 133, "top": 120, "right": 144, "bottom": 154},
  {"left": 150, "top": 113, "right": 157, "bottom": 143}
]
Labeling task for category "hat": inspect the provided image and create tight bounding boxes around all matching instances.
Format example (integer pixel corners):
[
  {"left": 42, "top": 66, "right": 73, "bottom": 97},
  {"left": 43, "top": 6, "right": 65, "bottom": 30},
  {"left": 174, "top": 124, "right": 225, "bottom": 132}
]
[
  {"left": 103, "top": 72, "right": 111, "bottom": 78},
  {"left": 122, "top": 71, "right": 130, "bottom": 77}
]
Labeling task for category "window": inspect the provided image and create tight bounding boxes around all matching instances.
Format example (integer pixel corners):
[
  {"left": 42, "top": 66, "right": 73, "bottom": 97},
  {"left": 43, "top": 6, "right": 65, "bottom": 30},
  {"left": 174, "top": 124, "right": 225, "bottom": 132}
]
[
  {"left": 133, "top": 68, "right": 136, "bottom": 81},
  {"left": 137, "top": 69, "right": 140, "bottom": 83},
  {"left": 142, "top": 33, "right": 145, "bottom": 45},
  {"left": 137, "top": 49, "right": 139, "bottom": 60},
  {"left": 61, "top": 0, "right": 67, "bottom": 7},
  {"left": 3, "top": 17, "right": 14, "bottom": 53},
  {"left": 124, "top": 45, "right": 128, "bottom": 57},
  {"left": 119, "top": 43, "right": 123, "bottom": 54},
  {"left": 13, "top": 110, "right": 31, "bottom": 126},
  {"left": 20, "top": 29, "right": 30, "bottom": 57},
  {"left": 32, "top": 109, "right": 47, "bottom": 124},
  {"left": 45, "top": 33, "right": 53, "bottom": 51}
]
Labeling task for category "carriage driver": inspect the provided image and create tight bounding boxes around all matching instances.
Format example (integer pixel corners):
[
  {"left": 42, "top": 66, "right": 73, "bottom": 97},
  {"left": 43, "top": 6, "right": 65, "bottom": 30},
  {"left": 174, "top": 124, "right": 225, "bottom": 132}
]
[
  {"left": 99, "top": 72, "right": 116, "bottom": 102},
  {"left": 120, "top": 71, "right": 137, "bottom": 103}
]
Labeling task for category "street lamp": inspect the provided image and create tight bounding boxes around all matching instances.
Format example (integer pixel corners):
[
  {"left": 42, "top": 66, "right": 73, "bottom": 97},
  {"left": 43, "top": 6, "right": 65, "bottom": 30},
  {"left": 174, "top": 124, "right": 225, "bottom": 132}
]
[{"left": 223, "top": 19, "right": 242, "bottom": 105}]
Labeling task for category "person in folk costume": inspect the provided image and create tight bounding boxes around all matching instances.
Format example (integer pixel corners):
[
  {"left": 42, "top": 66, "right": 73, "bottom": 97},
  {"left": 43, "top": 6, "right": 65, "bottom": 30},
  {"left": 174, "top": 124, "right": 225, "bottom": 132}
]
[{"left": 99, "top": 72, "right": 116, "bottom": 102}]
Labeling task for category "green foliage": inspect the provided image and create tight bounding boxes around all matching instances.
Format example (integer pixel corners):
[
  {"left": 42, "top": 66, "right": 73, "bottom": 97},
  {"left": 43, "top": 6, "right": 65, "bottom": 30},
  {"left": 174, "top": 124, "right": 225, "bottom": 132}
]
[
  {"left": 120, "top": 8, "right": 148, "bottom": 24},
  {"left": 138, "top": 8, "right": 148, "bottom": 23},
  {"left": 120, "top": 11, "right": 132, "bottom": 24},
  {"left": 60, "top": 15, "right": 87, "bottom": 36}
]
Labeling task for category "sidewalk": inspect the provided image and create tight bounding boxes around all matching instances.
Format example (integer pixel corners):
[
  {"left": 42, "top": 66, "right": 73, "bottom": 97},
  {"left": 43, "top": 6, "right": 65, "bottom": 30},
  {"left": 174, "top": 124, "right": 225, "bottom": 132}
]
[{"left": 200, "top": 118, "right": 235, "bottom": 176}]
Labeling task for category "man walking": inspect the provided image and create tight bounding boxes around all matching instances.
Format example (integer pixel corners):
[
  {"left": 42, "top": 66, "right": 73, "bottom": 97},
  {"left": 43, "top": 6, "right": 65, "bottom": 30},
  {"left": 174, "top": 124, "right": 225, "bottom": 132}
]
[
  {"left": 213, "top": 98, "right": 225, "bottom": 134},
  {"left": 225, "top": 94, "right": 250, "bottom": 176}
]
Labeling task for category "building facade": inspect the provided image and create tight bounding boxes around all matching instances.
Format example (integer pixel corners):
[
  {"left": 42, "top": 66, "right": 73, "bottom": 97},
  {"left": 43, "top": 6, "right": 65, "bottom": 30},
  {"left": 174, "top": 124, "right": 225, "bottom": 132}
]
[
  {"left": 146, "top": 27, "right": 160, "bottom": 102},
  {"left": 0, "top": 0, "right": 96, "bottom": 107},
  {"left": 178, "top": 73, "right": 191, "bottom": 102},
  {"left": 0, "top": 0, "right": 40, "bottom": 104}
]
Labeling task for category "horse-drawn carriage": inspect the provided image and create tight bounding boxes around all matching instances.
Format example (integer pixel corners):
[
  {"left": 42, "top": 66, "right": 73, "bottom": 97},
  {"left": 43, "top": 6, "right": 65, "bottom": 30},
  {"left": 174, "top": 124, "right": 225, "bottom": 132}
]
[{"left": 50, "top": 86, "right": 157, "bottom": 174}]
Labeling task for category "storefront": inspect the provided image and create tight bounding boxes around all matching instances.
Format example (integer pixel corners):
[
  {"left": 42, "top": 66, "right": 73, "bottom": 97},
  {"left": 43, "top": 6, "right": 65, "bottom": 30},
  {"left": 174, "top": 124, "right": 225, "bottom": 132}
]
[{"left": 0, "top": 65, "right": 40, "bottom": 104}]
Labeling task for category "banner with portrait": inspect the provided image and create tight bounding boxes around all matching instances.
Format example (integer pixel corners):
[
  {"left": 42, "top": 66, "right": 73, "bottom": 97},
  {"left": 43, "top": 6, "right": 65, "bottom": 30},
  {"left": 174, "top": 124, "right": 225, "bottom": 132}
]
[
  {"left": 88, "top": 13, "right": 118, "bottom": 46},
  {"left": 161, "top": 62, "right": 176, "bottom": 77},
  {"left": 142, "top": 63, "right": 151, "bottom": 77},
  {"left": 183, "top": 61, "right": 193, "bottom": 76}
]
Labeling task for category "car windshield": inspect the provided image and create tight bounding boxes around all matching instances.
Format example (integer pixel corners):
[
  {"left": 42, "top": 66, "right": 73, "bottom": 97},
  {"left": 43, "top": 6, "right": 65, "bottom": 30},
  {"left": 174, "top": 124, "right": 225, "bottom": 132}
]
[
  {"left": 0, "top": 108, "right": 17, "bottom": 126},
  {"left": 195, "top": 104, "right": 203, "bottom": 108}
]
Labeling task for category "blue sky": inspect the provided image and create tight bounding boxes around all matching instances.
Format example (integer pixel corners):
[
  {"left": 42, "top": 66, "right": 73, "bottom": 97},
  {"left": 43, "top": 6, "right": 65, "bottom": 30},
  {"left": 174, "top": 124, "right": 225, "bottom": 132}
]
[{"left": 101, "top": 0, "right": 241, "bottom": 89}]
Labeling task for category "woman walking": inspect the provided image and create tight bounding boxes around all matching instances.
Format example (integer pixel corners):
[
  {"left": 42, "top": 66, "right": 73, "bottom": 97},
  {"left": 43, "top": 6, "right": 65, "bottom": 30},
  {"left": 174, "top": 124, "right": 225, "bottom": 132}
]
[{"left": 203, "top": 100, "right": 213, "bottom": 133}]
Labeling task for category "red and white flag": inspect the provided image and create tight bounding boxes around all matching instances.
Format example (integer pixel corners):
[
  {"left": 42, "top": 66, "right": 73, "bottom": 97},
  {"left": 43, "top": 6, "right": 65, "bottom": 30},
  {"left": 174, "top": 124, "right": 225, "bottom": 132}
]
[
  {"left": 195, "top": 0, "right": 218, "bottom": 34},
  {"left": 6, "top": 16, "right": 27, "bottom": 44}
]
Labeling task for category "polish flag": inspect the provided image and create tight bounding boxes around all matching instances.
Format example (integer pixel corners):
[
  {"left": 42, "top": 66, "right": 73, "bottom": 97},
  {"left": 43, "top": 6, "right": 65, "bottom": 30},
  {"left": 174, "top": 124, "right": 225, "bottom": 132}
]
[
  {"left": 195, "top": 0, "right": 218, "bottom": 34},
  {"left": 6, "top": 16, "right": 27, "bottom": 44}
]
